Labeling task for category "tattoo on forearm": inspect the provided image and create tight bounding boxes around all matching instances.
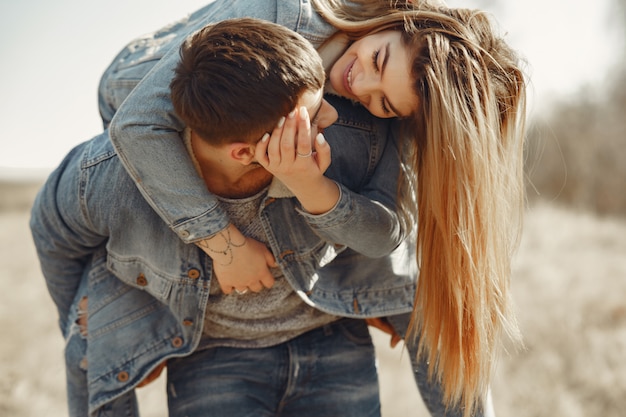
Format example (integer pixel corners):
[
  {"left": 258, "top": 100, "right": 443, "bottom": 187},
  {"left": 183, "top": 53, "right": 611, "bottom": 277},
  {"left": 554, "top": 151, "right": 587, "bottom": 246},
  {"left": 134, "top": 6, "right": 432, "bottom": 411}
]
[{"left": 197, "top": 228, "right": 246, "bottom": 266}]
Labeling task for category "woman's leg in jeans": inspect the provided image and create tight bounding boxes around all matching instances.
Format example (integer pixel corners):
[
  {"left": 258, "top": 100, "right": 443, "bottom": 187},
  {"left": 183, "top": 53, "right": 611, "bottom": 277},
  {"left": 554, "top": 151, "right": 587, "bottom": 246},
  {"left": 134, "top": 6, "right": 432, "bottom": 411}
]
[
  {"left": 386, "top": 313, "right": 493, "bottom": 417},
  {"left": 64, "top": 278, "right": 90, "bottom": 417},
  {"left": 166, "top": 318, "right": 380, "bottom": 417},
  {"left": 64, "top": 280, "right": 140, "bottom": 417}
]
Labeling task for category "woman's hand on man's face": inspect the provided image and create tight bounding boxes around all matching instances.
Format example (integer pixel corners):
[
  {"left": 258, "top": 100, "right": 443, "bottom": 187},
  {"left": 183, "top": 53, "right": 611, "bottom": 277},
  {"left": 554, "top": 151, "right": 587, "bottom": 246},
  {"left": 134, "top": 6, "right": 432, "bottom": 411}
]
[
  {"left": 255, "top": 106, "right": 339, "bottom": 215},
  {"left": 254, "top": 106, "right": 331, "bottom": 187}
]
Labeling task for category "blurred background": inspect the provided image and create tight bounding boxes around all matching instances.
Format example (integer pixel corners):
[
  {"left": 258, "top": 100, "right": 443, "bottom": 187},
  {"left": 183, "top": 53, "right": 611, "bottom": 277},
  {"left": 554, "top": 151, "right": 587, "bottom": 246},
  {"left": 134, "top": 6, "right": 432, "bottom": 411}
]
[{"left": 1, "top": 0, "right": 625, "bottom": 416}]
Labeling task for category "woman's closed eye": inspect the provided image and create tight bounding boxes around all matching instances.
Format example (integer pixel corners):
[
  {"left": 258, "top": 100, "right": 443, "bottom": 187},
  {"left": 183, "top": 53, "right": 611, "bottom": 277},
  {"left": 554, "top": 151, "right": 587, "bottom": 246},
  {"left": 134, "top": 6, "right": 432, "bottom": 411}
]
[
  {"left": 372, "top": 49, "right": 381, "bottom": 73},
  {"left": 372, "top": 49, "right": 391, "bottom": 115}
]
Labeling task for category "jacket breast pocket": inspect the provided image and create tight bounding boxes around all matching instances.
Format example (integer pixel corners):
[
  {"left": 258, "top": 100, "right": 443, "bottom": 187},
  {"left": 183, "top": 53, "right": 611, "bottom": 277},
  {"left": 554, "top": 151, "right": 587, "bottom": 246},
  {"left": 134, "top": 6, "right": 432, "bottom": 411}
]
[
  {"left": 106, "top": 255, "right": 174, "bottom": 304},
  {"left": 85, "top": 256, "right": 168, "bottom": 340}
]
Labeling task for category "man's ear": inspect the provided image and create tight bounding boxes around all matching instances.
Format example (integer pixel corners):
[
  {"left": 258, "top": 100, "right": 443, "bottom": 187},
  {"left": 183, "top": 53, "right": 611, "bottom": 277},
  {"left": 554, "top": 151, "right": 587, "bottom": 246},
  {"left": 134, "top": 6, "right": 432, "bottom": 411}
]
[{"left": 229, "top": 143, "right": 256, "bottom": 165}]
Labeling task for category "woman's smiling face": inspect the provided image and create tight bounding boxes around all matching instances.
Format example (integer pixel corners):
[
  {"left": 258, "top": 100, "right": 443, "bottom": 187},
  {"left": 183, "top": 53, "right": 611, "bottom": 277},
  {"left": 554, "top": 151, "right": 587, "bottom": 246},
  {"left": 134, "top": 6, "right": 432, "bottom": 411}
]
[{"left": 328, "top": 30, "right": 418, "bottom": 119}]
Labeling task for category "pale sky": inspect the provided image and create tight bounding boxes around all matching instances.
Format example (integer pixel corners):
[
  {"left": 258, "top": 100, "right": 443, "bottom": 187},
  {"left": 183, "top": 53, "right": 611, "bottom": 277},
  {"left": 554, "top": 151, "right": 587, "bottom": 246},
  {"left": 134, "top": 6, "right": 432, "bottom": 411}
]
[{"left": 0, "top": 0, "right": 622, "bottom": 178}]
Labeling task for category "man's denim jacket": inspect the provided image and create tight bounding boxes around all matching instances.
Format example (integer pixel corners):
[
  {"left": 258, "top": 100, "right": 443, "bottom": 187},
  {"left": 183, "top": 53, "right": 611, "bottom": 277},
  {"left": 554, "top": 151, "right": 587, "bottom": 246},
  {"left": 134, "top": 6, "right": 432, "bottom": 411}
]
[
  {"left": 31, "top": 96, "right": 416, "bottom": 412},
  {"left": 30, "top": 0, "right": 418, "bottom": 412}
]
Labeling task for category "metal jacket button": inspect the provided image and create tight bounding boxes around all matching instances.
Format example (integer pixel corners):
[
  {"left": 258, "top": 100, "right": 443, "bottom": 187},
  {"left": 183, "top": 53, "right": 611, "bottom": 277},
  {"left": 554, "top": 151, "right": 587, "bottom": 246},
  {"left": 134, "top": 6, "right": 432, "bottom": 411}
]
[
  {"left": 171, "top": 337, "right": 184, "bottom": 348},
  {"left": 136, "top": 273, "right": 148, "bottom": 286},
  {"left": 187, "top": 268, "right": 200, "bottom": 279}
]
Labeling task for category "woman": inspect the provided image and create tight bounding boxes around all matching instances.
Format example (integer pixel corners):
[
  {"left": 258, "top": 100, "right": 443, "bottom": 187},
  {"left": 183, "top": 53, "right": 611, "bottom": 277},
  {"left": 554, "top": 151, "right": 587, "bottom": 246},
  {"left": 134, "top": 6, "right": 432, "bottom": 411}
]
[{"left": 104, "top": 0, "right": 527, "bottom": 415}]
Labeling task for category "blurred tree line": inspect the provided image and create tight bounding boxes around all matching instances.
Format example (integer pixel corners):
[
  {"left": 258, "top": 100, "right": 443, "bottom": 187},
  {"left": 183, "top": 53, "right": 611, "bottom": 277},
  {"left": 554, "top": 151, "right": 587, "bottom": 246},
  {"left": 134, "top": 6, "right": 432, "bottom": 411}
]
[{"left": 525, "top": 0, "right": 626, "bottom": 217}]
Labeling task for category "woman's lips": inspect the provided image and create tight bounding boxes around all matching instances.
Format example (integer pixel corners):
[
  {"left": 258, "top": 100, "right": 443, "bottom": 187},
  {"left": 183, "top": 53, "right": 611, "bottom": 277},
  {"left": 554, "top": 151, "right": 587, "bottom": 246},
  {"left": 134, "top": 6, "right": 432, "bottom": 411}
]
[{"left": 343, "top": 59, "right": 355, "bottom": 95}]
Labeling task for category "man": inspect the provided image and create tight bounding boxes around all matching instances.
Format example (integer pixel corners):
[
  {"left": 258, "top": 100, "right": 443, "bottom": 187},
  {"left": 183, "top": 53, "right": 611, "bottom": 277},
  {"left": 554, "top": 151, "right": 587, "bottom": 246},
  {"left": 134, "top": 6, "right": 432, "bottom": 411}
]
[
  {"left": 31, "top": 18, "right": 412, "bottom": 417},
  {"left": 93, "top": 0, "right": 504, "bottom": 411}
]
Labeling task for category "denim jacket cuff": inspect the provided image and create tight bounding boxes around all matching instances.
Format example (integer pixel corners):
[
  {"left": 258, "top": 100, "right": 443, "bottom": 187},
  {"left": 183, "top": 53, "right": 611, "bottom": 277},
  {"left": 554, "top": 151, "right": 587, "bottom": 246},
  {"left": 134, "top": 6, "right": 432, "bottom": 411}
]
[{"left": 170, "top": 207, "right": 231, "bottom": 243}]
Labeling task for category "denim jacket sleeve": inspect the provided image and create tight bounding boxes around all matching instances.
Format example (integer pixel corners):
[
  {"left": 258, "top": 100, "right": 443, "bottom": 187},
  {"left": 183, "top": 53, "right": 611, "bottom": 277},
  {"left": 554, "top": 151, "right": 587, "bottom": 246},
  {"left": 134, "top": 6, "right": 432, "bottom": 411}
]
[
  {"left": 297, "top": 113, "right": 405, "bottom": 258},
  {"left": 29, "top": 140, "right": 108, "bottom": 335},
  {"left": 109, "top": 0, "right": 335, "bottom": 244},
  {"left": 298, "top": 182, "right": 403, "bottom": 258}
]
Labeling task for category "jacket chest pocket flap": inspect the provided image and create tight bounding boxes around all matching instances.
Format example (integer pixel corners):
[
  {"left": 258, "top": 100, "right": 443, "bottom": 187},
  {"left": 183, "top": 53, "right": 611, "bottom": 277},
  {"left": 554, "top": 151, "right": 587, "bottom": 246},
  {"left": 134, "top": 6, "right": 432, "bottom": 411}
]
[{"left": 107, "top": 255, "right": 175, "bottom": 303}]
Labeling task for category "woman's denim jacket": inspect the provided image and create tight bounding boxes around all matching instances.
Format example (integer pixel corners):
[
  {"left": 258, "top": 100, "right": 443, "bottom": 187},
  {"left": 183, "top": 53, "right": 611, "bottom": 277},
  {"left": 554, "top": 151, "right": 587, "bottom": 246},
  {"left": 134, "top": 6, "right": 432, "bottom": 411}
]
[{"left": 106, "top": 0, "right": 347, "bottom": 243}]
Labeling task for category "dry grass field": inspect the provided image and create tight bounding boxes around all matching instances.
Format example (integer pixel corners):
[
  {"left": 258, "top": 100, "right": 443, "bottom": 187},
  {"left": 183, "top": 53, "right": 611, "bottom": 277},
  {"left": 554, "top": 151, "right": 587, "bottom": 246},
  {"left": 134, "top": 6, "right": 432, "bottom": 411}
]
[{"left": 1, "top": 180, "right": 625, "bottom": 416}]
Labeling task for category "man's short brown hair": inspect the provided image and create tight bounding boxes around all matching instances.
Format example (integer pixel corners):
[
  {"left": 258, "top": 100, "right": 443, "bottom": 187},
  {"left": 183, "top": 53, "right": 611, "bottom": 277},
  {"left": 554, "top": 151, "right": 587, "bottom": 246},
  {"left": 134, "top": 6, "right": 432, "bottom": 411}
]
[{"left": 170, "top": 18, "right": 325, "bottom": 145}]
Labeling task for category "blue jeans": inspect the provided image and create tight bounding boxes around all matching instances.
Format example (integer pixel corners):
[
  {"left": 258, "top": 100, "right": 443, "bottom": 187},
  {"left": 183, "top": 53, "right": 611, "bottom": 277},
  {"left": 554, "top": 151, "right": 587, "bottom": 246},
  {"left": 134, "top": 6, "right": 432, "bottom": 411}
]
[
  {"left": 166, "top": 318, "right": 380, "bottom": 417},
  {"left": 64, "top": 275, "right": 142, "bottom": 417},
  {"left": 65, "top": 302, "right": 487, "bottom": 416},
  {"left": 386, "top": 314, "right": 491, "bottom": 417}
]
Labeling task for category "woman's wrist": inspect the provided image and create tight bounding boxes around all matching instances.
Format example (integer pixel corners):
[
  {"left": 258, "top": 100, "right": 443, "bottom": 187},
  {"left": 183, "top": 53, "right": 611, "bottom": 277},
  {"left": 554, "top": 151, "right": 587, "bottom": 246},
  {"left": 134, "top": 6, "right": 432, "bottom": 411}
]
[
  {"left": 195, "top": 224, "right": 246, "bottom": 266},
  {"left": 296, "top": 178, "right": 341, "bottom": 215}
]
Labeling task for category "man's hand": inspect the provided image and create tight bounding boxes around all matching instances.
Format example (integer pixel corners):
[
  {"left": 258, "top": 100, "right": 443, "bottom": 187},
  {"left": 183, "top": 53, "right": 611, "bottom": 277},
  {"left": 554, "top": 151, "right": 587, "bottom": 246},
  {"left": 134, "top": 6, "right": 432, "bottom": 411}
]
[{"left": 196, "top": 224, "right": 276, "bottom": 294}]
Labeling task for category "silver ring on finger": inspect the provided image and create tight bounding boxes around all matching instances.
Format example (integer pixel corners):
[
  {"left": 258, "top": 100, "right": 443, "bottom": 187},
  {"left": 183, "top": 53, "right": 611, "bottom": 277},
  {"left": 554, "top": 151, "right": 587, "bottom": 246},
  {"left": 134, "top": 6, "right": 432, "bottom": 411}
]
[
  {"left": 234, "top": 288, "right": 249, "bottom": 295},
  {"left": 296, "top": 150, "right": 312, "bottom": 158}
]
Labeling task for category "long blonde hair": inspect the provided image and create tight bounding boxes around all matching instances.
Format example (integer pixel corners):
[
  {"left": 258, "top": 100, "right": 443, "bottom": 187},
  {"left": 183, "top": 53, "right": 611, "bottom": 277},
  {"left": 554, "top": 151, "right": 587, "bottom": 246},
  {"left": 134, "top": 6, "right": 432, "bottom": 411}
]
[{"left": 313, "top": 0, "right": 527, "bottom": 415}]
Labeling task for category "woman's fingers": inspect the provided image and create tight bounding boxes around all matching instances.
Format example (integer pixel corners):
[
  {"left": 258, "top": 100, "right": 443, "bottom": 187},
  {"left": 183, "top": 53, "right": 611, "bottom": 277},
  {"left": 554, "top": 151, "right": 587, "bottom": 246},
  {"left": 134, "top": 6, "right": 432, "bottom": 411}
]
[
  {"left": 257, "top": 106, "right": 320, "bottom": 168},
  {"left": 279, "top": 109, "right": 297, "bottom": 161},
  {"left": 314, "top": 133, "right": 331, "bottom": 173},
  {"left": 265, "top": 115, "right": 286, "bottom": 163},
  {"left": 255, "top": 133, "right": 270, "bottom": 166},
  {"left": 295, "top": 106, "right": 313, "bottom": 159}
]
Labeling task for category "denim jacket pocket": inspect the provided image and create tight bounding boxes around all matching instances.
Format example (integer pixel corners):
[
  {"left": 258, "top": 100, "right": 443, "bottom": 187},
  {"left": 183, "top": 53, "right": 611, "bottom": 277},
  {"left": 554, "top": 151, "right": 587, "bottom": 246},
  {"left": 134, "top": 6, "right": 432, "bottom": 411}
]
[
  {"left": 106, "top": 254, "right": 174, "bottom": 303},
  {"left": 82, "top": 254, "right": 169, "bottom": 348}
]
